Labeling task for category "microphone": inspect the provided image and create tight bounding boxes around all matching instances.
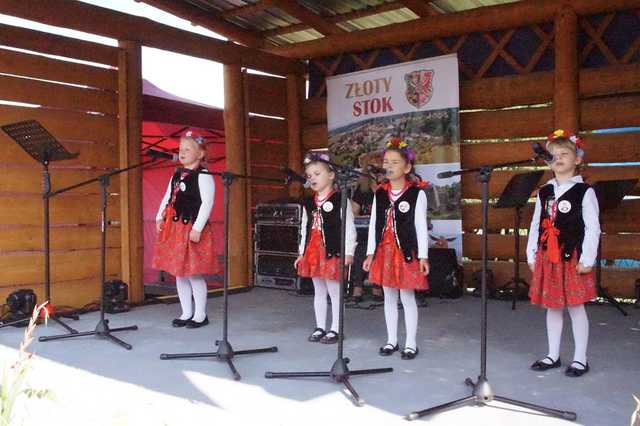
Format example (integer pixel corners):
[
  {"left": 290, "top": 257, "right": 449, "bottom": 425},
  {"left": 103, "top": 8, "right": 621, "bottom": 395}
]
[
  {"left": 367, "top": 164, "right": 387, "bottom": 175},
  {"left": 146, "top": 148, "right": 178, "bottom": 161},
  {"left": 437, "top": 171, "right": 457, "bottom": 179},
  {"left": 282, "top": 167, "right": 310, "bottom": 188},
  {"left": 533, "top": 142, "right": 554, "bottom": 163}
]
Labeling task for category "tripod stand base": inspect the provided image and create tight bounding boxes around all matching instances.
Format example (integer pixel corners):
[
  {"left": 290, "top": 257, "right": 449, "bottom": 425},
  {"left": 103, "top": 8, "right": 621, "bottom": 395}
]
[
  {"left": 406, "top": 376, "right": 577, "bottom": 421},
  {"left": 38, "top": 319, "right": 138, "bottom": 350},
  {"left": 596, "top": 286, "right": 628, "bottom": 316},
  {"left": 496, "top": 278, "right": 529, "bottom": 310},
  {"left": 265, "top": 357, "right": 393, "bottom": 406},
  {"left": 160, "top": 339, "right": 278, "bottom": 381}
]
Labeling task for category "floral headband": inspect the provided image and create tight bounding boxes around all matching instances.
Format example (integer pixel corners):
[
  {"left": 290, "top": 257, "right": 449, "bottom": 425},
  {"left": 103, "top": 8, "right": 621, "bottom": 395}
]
[
  {"left": 546, "top": 129, "right": 584, "bottom": 157},
  {"left": 385, "top": 137, "right": 416, "bottom": 163},
  {"left": 303, "top": 151, "right": 332, "bottom": 167},
  {"left": 184, "top": 130, "right": 205, "bottom": 145}
]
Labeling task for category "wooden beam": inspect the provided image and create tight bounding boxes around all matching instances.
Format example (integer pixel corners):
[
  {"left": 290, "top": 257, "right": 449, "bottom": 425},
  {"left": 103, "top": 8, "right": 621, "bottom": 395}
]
[
  {"left": 138, "top": 0, "right": 265, "bottom": 48},
  {"left": 286, "top": 73, "right": 304, "bottom": 197},
  {"left": 265, "top": 0, "right": 640, "bottom": 58},
  {"left": 554, "top": 5, "right": 579, "bottom": 133},
  {"left": 0, "top": 0, "right": 304, "bottom": 75},
  {"left": 118, "top": 41, "right": 144, "bottom": 304},
  {"left": 222, "top": 0, "right": 278, "bottom": 18},
  {"left": 400, "top": 0, "right": 439, "bottom": 17},
  {"left": 263, "top": 2, "right": 406, "bottom": 38},
  {"left": 271, "top": 0, "right": 346, "bottom": 36},
  {"left": 224, "top": 64, "right": 250, "bottom": 287}
]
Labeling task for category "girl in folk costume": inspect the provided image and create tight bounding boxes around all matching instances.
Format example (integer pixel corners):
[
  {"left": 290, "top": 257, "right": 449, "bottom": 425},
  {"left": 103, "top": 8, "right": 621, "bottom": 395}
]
[
  {"left": 527, "top": 130, "right": 600, "bottom": 377},
  {"left": 363, "top": 139, "right": 429, "bottom": 360},
  {"left": 295, "top": 152, "right": 356, "bottom": 344},
  {"left": 153, "top": 132, "right": 216, "bottom": 329}
]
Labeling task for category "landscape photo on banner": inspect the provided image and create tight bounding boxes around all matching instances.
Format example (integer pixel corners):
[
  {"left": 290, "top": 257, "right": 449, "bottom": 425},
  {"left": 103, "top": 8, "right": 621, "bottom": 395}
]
[{"left": 326, "top": 54, "right": 462, "bottom": 256}]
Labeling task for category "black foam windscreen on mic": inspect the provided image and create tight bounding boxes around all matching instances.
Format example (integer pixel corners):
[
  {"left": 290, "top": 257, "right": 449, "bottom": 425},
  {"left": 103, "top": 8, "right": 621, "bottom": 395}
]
[
  {"left": 437, "top": 171, "right": 457, "bottom": 179},
  {"left": 533, "top": 142, "right": 554, "bottom": 162},
  {"left": 146, "top": 149, "right": 178, "bottom": 161},
  {"left": 281, "top": 167, "right": 309, "bottom": 188},
  {"left": 367, "top": 164, "right": 387, "bottom": 175}
]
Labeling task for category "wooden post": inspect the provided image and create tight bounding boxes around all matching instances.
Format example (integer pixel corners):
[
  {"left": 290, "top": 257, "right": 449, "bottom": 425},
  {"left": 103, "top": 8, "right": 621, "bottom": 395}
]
[
  {"left": 242, "top": 70, "right": 254, "bottom": 284},
  {"left": 118, "top": 40, "right": 144, "bottom": 303},
  {"left": 286, "top": 73, "right": 305, "bottom": 197},
  {"left": 553, "top": 5, "right": 579, "bottom": 133},
  {"left": 223, "top": 64, "right": 249, "bottom": 287}
]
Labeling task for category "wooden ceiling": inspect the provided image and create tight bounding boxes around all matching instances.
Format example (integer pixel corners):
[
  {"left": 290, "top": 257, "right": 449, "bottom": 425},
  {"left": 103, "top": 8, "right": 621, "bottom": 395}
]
[{"left": 138, "top": 0, "right": 519, "bottom": 49}]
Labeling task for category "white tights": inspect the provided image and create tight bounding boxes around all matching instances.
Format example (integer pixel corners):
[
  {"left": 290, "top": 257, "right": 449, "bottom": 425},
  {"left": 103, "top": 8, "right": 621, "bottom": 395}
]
[
  {"left": 383, "top": 287, "right": 418, "bottom": 350},
  {"left": 545, "top": 304, "right": 589, "bottom": 368},
  {"left": 175, "top": 275, "right": 208, "bottom": 322},
  {"left": 312, "top": 278, "right": 341, "bottom": 333}
]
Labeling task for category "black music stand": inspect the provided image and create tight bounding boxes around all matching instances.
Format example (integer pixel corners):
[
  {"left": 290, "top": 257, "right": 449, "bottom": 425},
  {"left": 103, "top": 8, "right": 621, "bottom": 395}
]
[
  {"left": 265, "top": 163, "right": 393, "bottom": 406},
  {"left": 407, "top": 159, "right": 575, "bottom": 422},
  {"left": 494, "top": 171, "right": 544, "bottom": 310},
  {"left": 160, "top": 171, "right": 279, "bottom": 380},
  {"left": 0, "top": 120, "right": 79, "bottom": 331},
  {"left": 591, "top": 179, "right": 638, "bottom": 317}
]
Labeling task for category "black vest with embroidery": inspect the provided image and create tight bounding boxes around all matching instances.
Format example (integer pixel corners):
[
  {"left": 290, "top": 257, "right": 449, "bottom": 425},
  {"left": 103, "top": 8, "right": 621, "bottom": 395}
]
[
  {"left": 374, "top": 186, "right": 421, "bottom": 262},
  {"left": 537, "top": 182, "right": 590, "bottom": 261},
  {"left": 302, "top": 192, "right": 342, "bottom": 259},
  {"left": 170, "top": 167, "right": 204, "bottom": 225}
]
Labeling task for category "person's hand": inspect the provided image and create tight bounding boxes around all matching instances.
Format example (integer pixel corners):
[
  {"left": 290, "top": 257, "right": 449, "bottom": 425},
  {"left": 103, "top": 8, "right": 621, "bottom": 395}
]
[
  {"left": 528, "top": 263, "right": 535, "bottom": 273},
  {"left": 189, "top": 229, "right": 201, "bottom": 243},
  {"left": 345, "top": 255, "right": 354, "bottom": 266},
  {"left": 156, "top": 220, "right": 163, "bottom": 233},
  {"left": 420, "top": 258, "right": 430, "bottom": 275},
  {"left": 294, "top": 255, "right": 303, "bottom": 269},
  {"left": 576, "top": 263, "right": 592, "bottom": 274},
  {"left": 362, "top": 255, "right": 374, "bottom": 272}
]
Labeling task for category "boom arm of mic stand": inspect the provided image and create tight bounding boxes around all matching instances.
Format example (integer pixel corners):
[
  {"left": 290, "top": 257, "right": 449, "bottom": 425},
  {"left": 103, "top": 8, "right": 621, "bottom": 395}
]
[{"left": 47, "top": 157, "right": 167, "bottom": 198}]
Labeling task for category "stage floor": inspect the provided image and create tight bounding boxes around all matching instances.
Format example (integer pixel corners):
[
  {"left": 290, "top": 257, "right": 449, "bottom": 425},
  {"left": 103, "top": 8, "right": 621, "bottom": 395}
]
[{"left": 1, "top": 288, "right": 638, "bottom": 426}]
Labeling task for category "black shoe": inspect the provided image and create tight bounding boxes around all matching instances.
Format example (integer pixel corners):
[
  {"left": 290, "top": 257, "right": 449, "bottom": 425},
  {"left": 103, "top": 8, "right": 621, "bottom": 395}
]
[
  {"left": 531, "top": 356, "right": 561, "bottom": 371},
  {"left": 185, "top": 316, "right": 209, "bottom": 329},
  {"left": 308, "top": 327, "right": 326, "bottom": 342},
  {"left": 172, "top": 317, "right": 191, "bottom": 327},
  {"left": 320, "top": 330, "right": 339, "bottom": 344},
  {"left": 565, "top": 361, "right": 589, "bottom": 377},
  {"left": 401, "top": 347, "right": 419, "bottom": 360},
  {"left": 379, "top": 343, "right": 399, "bottom": 356}
]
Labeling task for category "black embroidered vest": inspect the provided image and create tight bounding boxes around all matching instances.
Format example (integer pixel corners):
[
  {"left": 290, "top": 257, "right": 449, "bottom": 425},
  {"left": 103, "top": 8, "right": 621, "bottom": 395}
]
[
  {"left": 537, "top": 182, "right": 590, "bottom": 261},
  {"left": 170, "top": 167, "right": 204, "bottom": 225},
  {"left": 302, "top": 192, "right": 342, "bottom": 258},
  {"left": 374, "top": 186, "right": 422, "bottom": 262}
]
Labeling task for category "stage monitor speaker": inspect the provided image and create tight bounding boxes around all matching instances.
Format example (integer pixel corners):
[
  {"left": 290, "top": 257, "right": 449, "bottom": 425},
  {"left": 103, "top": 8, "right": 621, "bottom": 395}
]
[
  {"left": 425, "top": 247, "right": 463, "bottom": 299},
  {"left": 255, "top": 223, "right": 300, "bottom": 254},
  {"left": 255, "top": 253, "right": 299, "bottom": 291}
]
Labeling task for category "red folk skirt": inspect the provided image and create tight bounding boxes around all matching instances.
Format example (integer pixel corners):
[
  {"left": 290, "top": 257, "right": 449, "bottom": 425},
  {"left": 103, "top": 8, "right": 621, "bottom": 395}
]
[
  {"left": 297, "top": 229, "right": 341, "bottom": 281},
  {"left": 529, "top": 250, "right": 597, "bottom": 308},
  {"left": 152, "top": 205, "right": 217, "bottom": 277},
  {"left": 368, "top": 227, "right": 428, "bottom": 290}
]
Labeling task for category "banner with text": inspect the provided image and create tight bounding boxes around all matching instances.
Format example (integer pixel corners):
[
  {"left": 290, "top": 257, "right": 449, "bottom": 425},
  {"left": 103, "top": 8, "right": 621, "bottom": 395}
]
[{"left": 327, "top": 54, "right": 462, "bottom": 257}]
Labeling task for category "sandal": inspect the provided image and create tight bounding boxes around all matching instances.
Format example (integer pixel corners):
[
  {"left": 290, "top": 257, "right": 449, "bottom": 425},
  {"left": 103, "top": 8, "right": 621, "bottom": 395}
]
[
  {"left": 401, "top": 347, "right": 419, "bottom": 360},
  {"left": 320, "top": 330, "right": 339, "bottom": 344},
  {"left": 531, "top": 356, "right": 561, "bottom": 371},
  {"left": 308, "top": 327, "right": 326, "bottom": 342},
  {"left": 565, "top": 361, "right": 589, "bottom": 377},
  {"left": 379, "top": 343, "right": 399, "bottom": 356}
]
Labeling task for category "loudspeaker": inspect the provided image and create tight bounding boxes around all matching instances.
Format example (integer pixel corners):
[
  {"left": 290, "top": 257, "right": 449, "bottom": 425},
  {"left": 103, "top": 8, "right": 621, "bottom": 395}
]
[
  {"left": 255, "top": 253, "right": 299, "bottom": 291},
  {"left": 255, "top": 223, "right": 300, "bottom": 253},
  {"left": 425, "top": 248, "right": 463, "bottom": 298}
]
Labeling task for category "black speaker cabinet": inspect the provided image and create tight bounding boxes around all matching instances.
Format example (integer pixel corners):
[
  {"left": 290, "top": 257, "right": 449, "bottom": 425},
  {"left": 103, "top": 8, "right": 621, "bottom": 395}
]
[
  {"left": 254, "top": 253, "right": 299, "bottom": 290},
  {"left": 255, "top": 223, "right": 300, "bottom": 254}
]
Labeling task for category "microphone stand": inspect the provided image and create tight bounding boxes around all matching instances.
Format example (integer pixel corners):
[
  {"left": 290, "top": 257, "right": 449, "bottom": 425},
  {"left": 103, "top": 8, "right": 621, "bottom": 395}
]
[
  {"left": 38, "top": 158, "right": 161, "bottom": 349},
  {"left": 407, "top": 157, "right": 576, "bottom": 421},
  {"left": 265, "top": 161, "right": 393, "bottom": 406},
  {"left": 160, "top": 170, "right": 280, "bottom": 381}
]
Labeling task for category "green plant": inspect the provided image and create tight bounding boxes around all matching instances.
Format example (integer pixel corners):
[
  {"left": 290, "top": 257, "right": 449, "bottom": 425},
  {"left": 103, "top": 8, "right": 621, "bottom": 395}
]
[{"left": 0, "top": 302, "right": 53, "bottom": 426}]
